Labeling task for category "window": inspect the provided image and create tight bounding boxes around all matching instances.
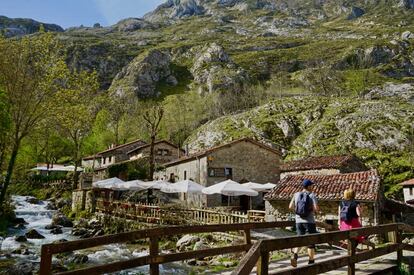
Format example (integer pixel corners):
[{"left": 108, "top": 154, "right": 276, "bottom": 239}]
[
  {"left": 109, "top": 156, "right": 112, "bottom": 163},
  {"left": 410, "top": 188, "right": 413, "bottom": 196},
  {"left": 225, "top": 168, "right": 233, "bottom": 179},
  {"left": 208, "top": 168, "right": 225, "bottom": 177},
  {"left": 169, "top": 173, "right": 175, "bottom": 183},
  {"left": 157, "top": 149, "right": 163, "bottom": 155},
  {"left": 162, "top": 149, "right": 169, "bottom": 156},
  {"left": 103, "top": 158, "right": 106, "bottom": 165},
  {"left": 184, "top": 171, "right": 187, "bottom": 180}
]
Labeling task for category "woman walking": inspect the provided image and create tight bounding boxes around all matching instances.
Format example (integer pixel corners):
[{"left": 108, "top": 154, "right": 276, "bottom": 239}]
[{"left": 338, "top": 188, "right": 374, "bottom": 247}]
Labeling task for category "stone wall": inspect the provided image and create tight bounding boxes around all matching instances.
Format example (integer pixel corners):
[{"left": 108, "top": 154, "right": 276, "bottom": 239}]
[
  {"left": 72, "top": 190, "right": 86, "bottom": 212},
  {"left": 154, "top": 156, "right": 208, "bottom": 207},
  {"left": 265, "top": 199, "right": 377, "bottom": 226},
  {"left": 129, "top": 142, "right": 183, "bottom": 164},
  {"left": 72, "top": 190, "right": 95, "bottom": 213},
  {"left": 206, "top": 141, "right": 280, "bottom": 207}
]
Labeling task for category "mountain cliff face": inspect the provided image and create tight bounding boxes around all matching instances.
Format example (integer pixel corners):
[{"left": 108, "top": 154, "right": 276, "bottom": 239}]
[
  {"left": 2, "top": 0, "right": 413, "bottom": 194},
  {"left": 0, "top": 16, "right": 63, "bottom": 37}
]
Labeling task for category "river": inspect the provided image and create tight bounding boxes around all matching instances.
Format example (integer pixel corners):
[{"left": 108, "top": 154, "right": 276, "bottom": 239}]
[{"left": 0, "top": 196, "right": 197, "bottom": 274}]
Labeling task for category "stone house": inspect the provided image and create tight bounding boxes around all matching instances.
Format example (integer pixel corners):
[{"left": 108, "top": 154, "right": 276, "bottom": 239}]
[
  {"left": 81, "top": 139, "right": 147, "bottom": 181},
  {"left": 400, "top": 179, "right": 414, "bottom": 204},
  {"left": 264, "top": 170, "right": 381, "bottom": 226},
  {"left": 280, "top": 155, "right": 368, "bottom": 179},
  {"left": 82, "top": 139, "right": 147, "bottom": 171},
  {"left": 154, "top": 138, "right": 281, "bottom": 209},
  {"left": 127, "top": 140, "right": 185, "bottom": 164}
]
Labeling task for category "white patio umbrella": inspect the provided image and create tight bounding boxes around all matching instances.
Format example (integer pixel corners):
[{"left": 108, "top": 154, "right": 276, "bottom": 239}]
[
  {"left": 160, "top": 180, "right": 204, "bottom": 194},
  {"left": 241, "top": 182, "right": 270, "bottom": 192},
  {"left": 139, "top": 180, "right": 170, "bottom": 190},
  {"left": 92, "top": 177, "right": 124, "bottom": 189},
  {"left": 112, "top": 179, "right": 146, "bottom": 191},
  {"left": 263, "top": 183, "right": 276, "bottom": 189},
  {"left": 202, "top": 179, "right": 258, "bottom": 196}
]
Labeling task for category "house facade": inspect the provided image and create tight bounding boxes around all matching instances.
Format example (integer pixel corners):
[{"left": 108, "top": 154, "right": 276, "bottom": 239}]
[
  {"left": 264, "top": 170, "right": 381, "bottom": 226},
  {"left": 81, "top": 139, "right": 147, "bottom": 171},
  {"left": 280, "top": 155, "right": 368, "bottom": 179},
  {"left": 154, "top": 138, "right": 281, "bottom": 208},
  {"left": 127, "top": 140, "right": 185, "bottom": 164},
  {"left": 400, "top": 179, "right": 414, "bottom": 204}
]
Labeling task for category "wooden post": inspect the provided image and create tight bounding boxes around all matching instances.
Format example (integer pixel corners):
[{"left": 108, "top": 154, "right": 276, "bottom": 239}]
[
  {"left": 40, "top": 245, "right": 52, "bottom": 275},
  {"left": 347, "top": 238, "right": 356, "bottom": 275},
  {"left": 257, "top": 251, "right": 269, "bottom": 275},
  {"left": 244, "top": 229, "right": 251, "bottom": 247},
  {"left": 150, "top": 237, "right": 159, "bottom": 275},
  {"left": 396, "top": 229, "right": 403, "bottom": 267}
]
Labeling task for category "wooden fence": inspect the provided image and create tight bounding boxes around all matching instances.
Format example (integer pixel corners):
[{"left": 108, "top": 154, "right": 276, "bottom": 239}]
[
  {"left": 95, "top": 199, "right": 266, "bottom": 225},
  {"left": 232, "top": 223, "right": 414, "bottom": 275},
  {"left": 39, "top": 221, "right": 332, "bottom": 275}
]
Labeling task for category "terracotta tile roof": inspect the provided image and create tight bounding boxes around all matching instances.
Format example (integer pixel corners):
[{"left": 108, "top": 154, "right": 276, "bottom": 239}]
[
  {"left": 400, "top": 179, "right": 414, "bottom": 186},
  {"left": 265, "top": 170, "right": 380, "bottom": 202},
  {"left": 98, "top": 139, "right": 146, "bottom": 155},
  {"left": 162, "top": 138, "right": 281, "bottom": 167},
  {"left": 127, "top": 140, "right": 184, "bottom": 155},
  {"left": 280, "top": 155, "right": 358, "bottom": 172}
]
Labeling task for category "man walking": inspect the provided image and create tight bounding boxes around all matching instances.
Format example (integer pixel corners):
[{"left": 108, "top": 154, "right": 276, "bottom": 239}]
[{"left": 289, "top": 179, "right": 319, "bottom": 267}]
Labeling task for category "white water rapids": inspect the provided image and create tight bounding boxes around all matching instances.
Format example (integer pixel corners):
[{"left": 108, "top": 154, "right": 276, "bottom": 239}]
[{"left": 0, "top": 196, "right": 195, "bottom": 274}]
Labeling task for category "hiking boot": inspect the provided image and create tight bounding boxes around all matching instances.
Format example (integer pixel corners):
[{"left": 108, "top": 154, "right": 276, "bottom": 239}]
[
  {"left": 290, "top": 253, "right": 298, "bottom": 267},
  {"left": 308, "top": 259, "right": 315, "bottom": 265}
]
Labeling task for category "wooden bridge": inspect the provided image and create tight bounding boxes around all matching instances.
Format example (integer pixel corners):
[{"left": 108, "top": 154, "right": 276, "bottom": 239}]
[
  {"left": 95, "top": 198, "right": 266, "bottom": 224},
  {"left": 39, "top": 221, "right": 414, "bottom": 275}
]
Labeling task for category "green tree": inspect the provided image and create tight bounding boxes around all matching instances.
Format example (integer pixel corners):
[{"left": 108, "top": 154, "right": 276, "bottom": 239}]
[
  {"left": 0, "top": 32, "right": 65, "bottom": 205},
  {"left": 302, "top": 66, "right": 345, "bottom": 97},
  {"left": 53, "top": 70, "right": 100, "bottom": 188},
  {"left": 0, "top": 88, "right": 11, "bottom": 175},
  {"left": 142, "top": 104, "right": 164, "bottom": 180}
]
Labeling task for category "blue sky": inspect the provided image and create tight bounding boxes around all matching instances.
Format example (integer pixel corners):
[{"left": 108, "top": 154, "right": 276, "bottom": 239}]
[{"left": 1, "top": 0, "right": 165, "bottom": 29}]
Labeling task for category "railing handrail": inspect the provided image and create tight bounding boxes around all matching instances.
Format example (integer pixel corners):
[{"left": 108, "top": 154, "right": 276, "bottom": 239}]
[
  {"left": 39, "top": 220, "right": 333, "bottom": 274},
  {"left": 232, "top": 223, "right": 414, "bottom": 275}
]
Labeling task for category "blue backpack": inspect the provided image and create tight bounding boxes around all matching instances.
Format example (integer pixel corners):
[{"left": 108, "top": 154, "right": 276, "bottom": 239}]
[
  {"left": 340, "top": 201, "right": 355, "bottom": 222},
  {"left": 295, "top": 192, "right": 313, "bottom": 218}
]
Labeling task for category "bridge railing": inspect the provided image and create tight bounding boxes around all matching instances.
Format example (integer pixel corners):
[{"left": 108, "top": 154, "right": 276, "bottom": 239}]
[
  {"left": 39, "top": 221, "right": 332, "bottom": 275},
  {"left": 95, "top": 198, "right": 266, "bottom": 225},
  {"left": 232, "top": 223, "right": 414, "bottom": 275}
]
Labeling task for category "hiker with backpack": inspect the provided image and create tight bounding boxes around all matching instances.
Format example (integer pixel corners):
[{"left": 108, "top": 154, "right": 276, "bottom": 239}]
[
  {"left": 338, "top": 189, "right": 374, "bottom": 248},
  {"left": 289, "top": 179, "right": 319, "bottom": 267}
]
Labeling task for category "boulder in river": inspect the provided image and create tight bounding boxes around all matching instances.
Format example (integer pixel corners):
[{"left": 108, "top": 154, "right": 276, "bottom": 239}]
[
  {"left": 11, "top": 217, "right": 27, "bottom": 225},
  {"left": 50, "top": 227, "right": 63, "bottom": 235},
  {"left": 6, "top": 261, "right": 37, "bottom": 275},
  {"left": 51, "top": 212, "right": 73, "bottom": 227},
  {"left": 25, "top": 197, "right": 40, "bottom": 204},
  {"left": 25, "top": 229, "right": 45, "bottom": 239},
  {"left": 176, "top": 235, "right": 200, "bottom": 251},
  {"left": 14, "top": 235, "right": 27, "bottom": 242}
]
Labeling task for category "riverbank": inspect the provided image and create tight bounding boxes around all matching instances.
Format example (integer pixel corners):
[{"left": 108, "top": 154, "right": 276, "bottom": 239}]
[{"left": 0, "top": 195, "right": 253, "bottom": 274}]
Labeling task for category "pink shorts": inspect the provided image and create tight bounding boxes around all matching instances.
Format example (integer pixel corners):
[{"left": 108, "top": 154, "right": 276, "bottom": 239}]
[{"left": 340, "top": 218, "right": 365, "bottom": 243}]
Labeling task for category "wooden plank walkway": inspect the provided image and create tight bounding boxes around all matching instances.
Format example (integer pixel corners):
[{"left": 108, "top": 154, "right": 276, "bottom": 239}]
[{"left": 223, "top": 249, "right": 413, "bottom": 274}]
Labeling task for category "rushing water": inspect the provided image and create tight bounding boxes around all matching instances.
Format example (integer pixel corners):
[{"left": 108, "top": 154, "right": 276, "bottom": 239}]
[{"left": 0, "top": 196, "right": 197, "bottom": 274}]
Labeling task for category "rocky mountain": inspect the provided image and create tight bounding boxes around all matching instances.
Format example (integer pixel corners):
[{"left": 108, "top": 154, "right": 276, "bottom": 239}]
[
  {"left": 0, "top": 15, "right": 63, "bottom": 37},
  {"left": 2, "top": 0, "right": 413, "bottom": 194}
]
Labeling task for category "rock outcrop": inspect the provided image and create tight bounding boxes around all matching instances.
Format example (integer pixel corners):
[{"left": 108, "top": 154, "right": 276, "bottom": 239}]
[
  {"left": 0, "top": 15, "right": 63, "bottom": 37},
  {"left": 190, "top": 43, "right": 249, "bottom": 94},
  {"left": 25, "top": 229, "right": 45, "bottom": 239},
  {"left": 109, "top": 50, "right": 177, "bottom": 99},
  {"left": 51, "top": 212, "right": 73, "bottom": 227}
]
